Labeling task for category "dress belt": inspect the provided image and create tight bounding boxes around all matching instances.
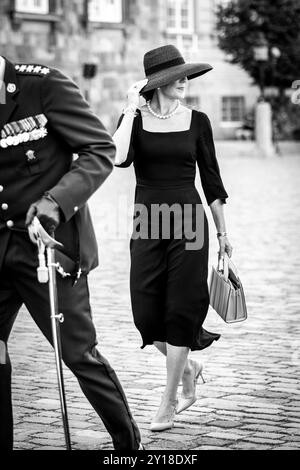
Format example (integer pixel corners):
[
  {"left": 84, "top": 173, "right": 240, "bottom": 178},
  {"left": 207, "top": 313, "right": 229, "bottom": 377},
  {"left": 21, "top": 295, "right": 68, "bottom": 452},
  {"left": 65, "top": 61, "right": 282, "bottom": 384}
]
[{"left": 136, "top": 181, "right": 196, "bottom": 190}]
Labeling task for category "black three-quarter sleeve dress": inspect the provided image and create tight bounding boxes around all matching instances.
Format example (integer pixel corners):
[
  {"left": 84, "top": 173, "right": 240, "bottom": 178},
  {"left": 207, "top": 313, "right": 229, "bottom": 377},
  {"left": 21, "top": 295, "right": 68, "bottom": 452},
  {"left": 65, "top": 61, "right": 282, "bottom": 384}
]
[{"left": 116, "top": 109, "right": 228, "bottom": 351}]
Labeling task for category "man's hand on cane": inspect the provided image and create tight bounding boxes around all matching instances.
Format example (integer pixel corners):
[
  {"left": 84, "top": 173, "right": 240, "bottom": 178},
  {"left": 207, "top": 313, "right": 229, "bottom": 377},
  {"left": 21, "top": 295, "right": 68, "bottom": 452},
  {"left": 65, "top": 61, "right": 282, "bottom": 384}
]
[{"left": 26, "top": 193, "right": 61, "bottom": 235}]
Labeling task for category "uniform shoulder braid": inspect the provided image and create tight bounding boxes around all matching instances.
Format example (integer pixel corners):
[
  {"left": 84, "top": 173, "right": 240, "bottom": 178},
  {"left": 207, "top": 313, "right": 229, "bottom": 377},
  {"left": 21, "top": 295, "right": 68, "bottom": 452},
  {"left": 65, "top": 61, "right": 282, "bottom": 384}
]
[{"left": 15, "top": 63, "right": 51, "bottom": 77}]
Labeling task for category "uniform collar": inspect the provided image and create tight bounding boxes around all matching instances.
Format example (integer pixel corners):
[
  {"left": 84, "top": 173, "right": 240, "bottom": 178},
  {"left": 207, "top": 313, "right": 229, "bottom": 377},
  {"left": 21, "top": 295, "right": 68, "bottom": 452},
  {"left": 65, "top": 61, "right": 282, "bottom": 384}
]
[
  {"left": 0, "top": 56, "right": 5, "bottom": 82},
  {"left": 0, "top": 58, "right": 20, "bottom": 131}
]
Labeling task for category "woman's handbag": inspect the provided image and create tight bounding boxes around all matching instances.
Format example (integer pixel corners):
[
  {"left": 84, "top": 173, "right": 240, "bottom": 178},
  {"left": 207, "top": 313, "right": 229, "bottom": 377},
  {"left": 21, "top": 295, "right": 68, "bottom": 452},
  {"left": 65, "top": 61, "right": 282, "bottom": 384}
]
[{"left": 209, "top": 253, "right": 247, "bottom": 323}]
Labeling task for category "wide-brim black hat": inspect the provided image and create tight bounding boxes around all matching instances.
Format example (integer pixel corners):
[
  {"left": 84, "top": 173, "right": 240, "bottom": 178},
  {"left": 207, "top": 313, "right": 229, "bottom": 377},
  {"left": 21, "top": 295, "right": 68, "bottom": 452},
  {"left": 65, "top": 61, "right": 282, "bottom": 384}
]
[{"left": 141, "top": 44, "right": 212, "bottom": 94}]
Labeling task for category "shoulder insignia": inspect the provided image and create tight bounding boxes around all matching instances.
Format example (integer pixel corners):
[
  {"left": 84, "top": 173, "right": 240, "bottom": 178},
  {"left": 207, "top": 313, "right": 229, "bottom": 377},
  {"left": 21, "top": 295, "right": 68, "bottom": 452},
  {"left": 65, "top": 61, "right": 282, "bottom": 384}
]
[{"left": 15, "top": 64, "right": 50, "bottom": 76}]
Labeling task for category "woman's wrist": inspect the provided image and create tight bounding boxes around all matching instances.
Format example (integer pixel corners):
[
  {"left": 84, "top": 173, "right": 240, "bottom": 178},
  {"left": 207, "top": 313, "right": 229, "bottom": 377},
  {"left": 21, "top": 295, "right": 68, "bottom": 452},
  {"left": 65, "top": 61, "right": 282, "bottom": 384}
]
[
  {"left": 217, "top": 231, "right": 227, "bottom": 238},
  {"left": 123, "top": 103, "right": 138, "bottom": 116}
]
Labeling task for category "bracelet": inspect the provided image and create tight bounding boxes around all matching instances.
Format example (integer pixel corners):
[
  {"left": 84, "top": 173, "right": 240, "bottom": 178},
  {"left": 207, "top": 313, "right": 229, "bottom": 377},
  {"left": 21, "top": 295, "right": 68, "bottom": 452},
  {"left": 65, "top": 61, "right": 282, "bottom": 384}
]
[
  {"left": 123, "top": 104, "right": 138, "bottom": 117},
  {"left": 217, "top": 231, "right": 227, "bottom": 238}
]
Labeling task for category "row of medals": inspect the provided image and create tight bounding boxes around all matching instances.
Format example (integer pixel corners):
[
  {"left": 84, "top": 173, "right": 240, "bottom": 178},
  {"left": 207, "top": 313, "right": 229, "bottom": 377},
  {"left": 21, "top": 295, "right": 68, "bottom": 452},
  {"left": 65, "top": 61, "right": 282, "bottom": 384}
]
[{"left": 0, "top": 114, "right": 48, "bottom": 149}]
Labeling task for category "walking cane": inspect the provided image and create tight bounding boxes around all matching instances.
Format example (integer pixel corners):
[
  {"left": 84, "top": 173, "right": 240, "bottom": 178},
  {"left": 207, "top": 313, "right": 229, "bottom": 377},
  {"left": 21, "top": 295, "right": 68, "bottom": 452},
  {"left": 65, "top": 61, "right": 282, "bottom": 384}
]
[{"left": 28, "top": 217, "right": 72, "bottom": 451}]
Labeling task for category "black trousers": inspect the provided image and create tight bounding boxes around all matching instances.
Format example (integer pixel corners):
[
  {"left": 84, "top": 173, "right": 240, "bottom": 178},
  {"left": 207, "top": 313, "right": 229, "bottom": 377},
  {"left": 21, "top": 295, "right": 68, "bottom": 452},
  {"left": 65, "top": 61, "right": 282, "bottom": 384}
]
[{"left": 0, "top": 231, "right": 141, "bottom": 450}]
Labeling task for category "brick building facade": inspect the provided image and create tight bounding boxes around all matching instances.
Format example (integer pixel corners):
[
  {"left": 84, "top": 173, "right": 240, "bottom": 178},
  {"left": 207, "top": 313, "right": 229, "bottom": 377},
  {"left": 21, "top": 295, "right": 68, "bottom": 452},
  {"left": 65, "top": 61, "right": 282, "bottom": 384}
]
[{"left": 0, "top": 0, "right": 259, "bottom": 137}]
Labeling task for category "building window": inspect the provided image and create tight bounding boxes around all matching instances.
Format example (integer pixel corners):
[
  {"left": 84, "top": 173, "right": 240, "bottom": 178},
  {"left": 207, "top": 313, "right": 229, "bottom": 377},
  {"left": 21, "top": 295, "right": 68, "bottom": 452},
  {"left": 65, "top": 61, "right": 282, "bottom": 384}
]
[
  {"left": 222, "top": 96, "right": 245, "bottom": 123},
  {"left": 15, "top": 0, "right": 49, "bottom": 15},
  {"left": 22, "top": 21, "right": 51, "bottom": 51},
  {"left": 88, "top": 0, "right": 123, "bottom": 23},
  {"left": 166, "top": 0, "right": 194, "bottom": 34}
]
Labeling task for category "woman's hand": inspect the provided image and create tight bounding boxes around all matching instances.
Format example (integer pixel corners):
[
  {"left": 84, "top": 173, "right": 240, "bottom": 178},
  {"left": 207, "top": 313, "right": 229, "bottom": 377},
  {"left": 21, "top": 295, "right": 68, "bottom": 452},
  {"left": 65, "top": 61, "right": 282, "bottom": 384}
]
[
  {"left": 127, "top": 79, "right": 148, "bottom": 107},
  {"left": 218, "top": 235, "right": 233, "bottom": 259}
]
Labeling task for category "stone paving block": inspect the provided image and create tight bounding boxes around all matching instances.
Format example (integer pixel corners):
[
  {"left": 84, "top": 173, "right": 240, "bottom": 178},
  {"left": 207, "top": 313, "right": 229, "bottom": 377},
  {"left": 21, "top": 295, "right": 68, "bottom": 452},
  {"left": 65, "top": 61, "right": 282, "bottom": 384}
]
[
  {"left": 158, "top": 426, "right": 208, "bottom": 437},
  {"left": 241, "top": 416, "right": 285, "bottom": 424},
  {"left": 145, "top": 439, "right": 200, "bottom": 450},
  {"left": 206, "top": 420, "right": 241, "bottom": 429},
  {"left": 15, "top": 443, "right": 41, "bottom": 450},
  {"left": 22, "top": 416, "right": 58, "bottom": 425},
  {"left": 280, "top": 423, "right": 300, "bottom": 431},
  {"left": 254, "top": 431, "right": 288, "bottom": 440},
  {"left": 241, "top": 424, "right": 284, "bottom": 433},
  {"left": 30, "top": 432, "right": 65, "bottom": 441},
  {"left": 215, "top": 410, "right": 252, "bottom": 419},
  {"left": 29, "top": 438, "right": 64, "bottom": 447},
  {"left": 272, "top": 445, "right": 300, "bottom": 450},
  {"left": 198, "top": 398, "right": 240, "bottom": 411},
  {"left": 285, "top": 436, "right": 300, "bottom": 443},
  {"left": 229, "top": 442, "right": 272, "bottom": 450},
  {"left": 16, "top": 423, "right": 54, "bottom": 434},
  {"left": 241, "top": 437, "right": 286, "bottom": 445},
  {"left": 192, "top": 446, "right": 230, "bottom": 450},
  {"left": 68, "top": 420, "right": 95, "bottom": 430},
  {"left": 73, "top": 429, "right": 109, "bottom": 441},
  {"left": 205, "top": 430, "right": 255, "bottom": 440},
  {"left": 186, "top": 437, "right": 232, "bottom": 448},
  {"left": 241, "top": 410, "right": 284, "bottom": 418},
  {"left": 33, "top": 446, "right": 65, "bottom": 451}
]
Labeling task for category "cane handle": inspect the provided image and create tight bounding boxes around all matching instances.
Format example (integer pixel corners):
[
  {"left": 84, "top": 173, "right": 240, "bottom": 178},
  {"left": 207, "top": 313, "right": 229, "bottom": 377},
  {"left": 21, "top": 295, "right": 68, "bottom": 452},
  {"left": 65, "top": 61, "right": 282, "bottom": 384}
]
[{"left": 29, "top": 217, "right": 63, "bottom": 249}]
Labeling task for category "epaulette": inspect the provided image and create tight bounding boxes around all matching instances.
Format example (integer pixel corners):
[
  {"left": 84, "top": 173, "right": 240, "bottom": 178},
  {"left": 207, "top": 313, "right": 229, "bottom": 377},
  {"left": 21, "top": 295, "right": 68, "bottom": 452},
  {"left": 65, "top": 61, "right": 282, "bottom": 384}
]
[{"left": 15, "top": 64, "right": 51, "bottom": 76}]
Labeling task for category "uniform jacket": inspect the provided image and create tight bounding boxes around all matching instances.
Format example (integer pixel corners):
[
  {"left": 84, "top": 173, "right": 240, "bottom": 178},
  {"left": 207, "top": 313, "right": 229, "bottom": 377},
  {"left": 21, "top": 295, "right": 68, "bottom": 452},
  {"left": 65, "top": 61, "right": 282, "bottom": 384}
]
[{"left": 0, "top": 59, "right": 115, "bottom": 275}]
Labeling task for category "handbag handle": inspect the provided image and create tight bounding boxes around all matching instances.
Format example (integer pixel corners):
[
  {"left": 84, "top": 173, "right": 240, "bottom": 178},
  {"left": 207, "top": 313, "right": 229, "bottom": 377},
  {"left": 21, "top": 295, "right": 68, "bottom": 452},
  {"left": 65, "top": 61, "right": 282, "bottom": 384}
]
[
  {"left": 217, "top": 252, "right": 229, "bottom": 281},
  {"left": 217, "top": 253, "right": 239, "bottom": 283}
]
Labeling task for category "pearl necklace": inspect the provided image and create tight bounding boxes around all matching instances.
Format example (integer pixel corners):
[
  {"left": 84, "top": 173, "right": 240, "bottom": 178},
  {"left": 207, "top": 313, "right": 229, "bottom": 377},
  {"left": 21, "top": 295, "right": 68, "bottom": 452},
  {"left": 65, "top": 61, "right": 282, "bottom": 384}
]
[{"left": 146, "top": 100, "right": 180, "bottom": 120}]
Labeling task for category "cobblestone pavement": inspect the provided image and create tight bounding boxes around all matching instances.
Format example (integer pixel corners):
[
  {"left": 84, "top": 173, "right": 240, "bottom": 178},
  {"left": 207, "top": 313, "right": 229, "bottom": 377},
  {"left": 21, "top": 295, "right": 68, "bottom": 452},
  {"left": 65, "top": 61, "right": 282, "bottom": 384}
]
[{"left": 9, "top": 143, "right": 300, "bottom": 451}]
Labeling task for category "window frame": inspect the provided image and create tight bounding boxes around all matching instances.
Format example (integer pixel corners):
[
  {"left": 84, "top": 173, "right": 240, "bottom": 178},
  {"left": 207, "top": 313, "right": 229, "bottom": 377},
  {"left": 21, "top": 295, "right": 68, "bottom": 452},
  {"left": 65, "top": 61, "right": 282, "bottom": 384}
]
[
  {"left": 15, "top": 0, "right": 50, "bottom": 15},
  {"left": 12, "top": 0, "right": 63, "bottom": 22},
  {"left": 221, "top": 96, "right": 246, "bottom": 125},
  {"left": 88, "top": 0, "right": 124, "bottom": 25},
  {"left": 166, "top": 0, "right": 195, "bottom": 35}
]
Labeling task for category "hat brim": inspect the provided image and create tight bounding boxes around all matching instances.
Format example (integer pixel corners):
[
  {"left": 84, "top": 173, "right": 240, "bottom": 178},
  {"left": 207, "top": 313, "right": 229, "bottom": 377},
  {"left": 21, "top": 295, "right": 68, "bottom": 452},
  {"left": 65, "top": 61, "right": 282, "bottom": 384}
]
[{"left": 141, "top": 62, "right": 213, "bottom": 94}]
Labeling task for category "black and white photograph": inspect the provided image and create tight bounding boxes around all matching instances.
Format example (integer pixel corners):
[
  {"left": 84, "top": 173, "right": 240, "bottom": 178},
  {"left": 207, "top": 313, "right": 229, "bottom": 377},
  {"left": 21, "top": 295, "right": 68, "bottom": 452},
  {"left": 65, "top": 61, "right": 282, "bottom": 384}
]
[{"left": 0, "top": 0, "right": 299, "bottom": 456}]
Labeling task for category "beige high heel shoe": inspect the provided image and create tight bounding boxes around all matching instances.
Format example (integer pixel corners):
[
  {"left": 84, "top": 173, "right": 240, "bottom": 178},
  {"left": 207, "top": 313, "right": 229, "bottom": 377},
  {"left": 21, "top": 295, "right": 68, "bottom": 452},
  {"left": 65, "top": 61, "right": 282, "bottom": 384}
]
[
  {"left": 176, "top": 362, "right": 205, "bottom": 414},
  {"left": 150, "top": 399, "right": 178, "bottom": 432}
]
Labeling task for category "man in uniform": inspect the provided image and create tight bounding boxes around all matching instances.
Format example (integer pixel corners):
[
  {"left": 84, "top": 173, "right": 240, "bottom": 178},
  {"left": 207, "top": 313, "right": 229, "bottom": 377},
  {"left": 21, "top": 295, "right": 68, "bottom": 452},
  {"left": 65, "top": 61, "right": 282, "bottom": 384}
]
[{"left": 0, "top": 56, "right": 142, "bottom": 451}]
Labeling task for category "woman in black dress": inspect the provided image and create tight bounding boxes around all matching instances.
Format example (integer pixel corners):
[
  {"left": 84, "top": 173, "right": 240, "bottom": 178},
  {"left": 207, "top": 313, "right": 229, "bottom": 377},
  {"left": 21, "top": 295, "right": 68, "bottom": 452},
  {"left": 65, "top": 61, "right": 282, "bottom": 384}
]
[{"left": 113, "top": 45, "right": 233, "bottom": 431}]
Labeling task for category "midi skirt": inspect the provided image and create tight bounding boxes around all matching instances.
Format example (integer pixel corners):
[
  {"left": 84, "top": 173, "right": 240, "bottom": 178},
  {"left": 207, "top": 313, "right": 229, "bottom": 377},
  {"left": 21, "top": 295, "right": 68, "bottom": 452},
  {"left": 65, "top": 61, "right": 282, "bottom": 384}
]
[{"left": 129, "top": 184, "right": 220, "bottom": 351}]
